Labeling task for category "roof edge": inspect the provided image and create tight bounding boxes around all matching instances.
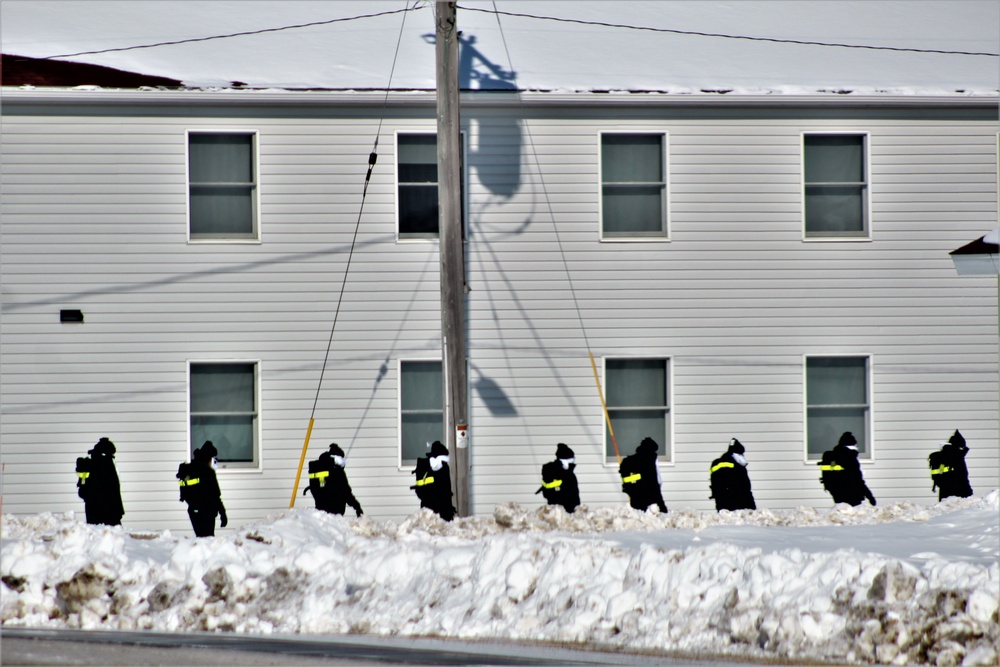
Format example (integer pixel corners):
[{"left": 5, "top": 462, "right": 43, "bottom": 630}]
[{"left": 2, "top": 88, "right": 998, "bottom": 109}]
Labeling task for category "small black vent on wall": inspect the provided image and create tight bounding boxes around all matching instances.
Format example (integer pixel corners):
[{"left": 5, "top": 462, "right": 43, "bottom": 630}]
[{"left": 60, "top": 309, "right": 84, "bottom": 323}]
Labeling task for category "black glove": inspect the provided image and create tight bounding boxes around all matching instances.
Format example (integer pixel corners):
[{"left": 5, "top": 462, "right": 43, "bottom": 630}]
[
  {"left": 355, "top": 508, "right": 364, "bottom": 518},
  {"left": 219, "top": 509, "right": 228, "bottom": 528}
]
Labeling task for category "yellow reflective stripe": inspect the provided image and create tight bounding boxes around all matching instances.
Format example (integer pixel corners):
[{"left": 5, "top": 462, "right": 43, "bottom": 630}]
[
  {"left": 77, "top": 472, "right": 90, "bottom": 480},
  {"left": 622, "top": 473, "right": 641, "bottom": 484},
  {"left": 819, "top": 465, "right": 844, "bottom": 472},
  {"left": 309, "top": 470, "right": 330, "bottom": 481},
  {"left": 710, "top": 462, "right": 734, "bottom": 473},
  {"left": 931, "top": 466, "right": 952, "bottom": 475},
  {"left": 542, "top": 479, "right": 562, "bottom": 490},
  {"left": 178, "top": 478, "right": 201, "bottom": 486},
  {"left": 415, "top": 475, "right": 434, "bottom": 487}
]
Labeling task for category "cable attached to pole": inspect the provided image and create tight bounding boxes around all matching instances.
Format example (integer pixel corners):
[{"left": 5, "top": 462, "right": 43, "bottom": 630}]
[
  {"left": 290, "top": 2, "right": 414, "bottom": 508},
  {"left": 491, "top": 4, "right": 622, "bottom": 463}
]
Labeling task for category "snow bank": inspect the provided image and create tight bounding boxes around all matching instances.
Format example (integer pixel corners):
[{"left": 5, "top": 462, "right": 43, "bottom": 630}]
[{"left": 3, "top": 493, "right": 998, "bottom": 666}]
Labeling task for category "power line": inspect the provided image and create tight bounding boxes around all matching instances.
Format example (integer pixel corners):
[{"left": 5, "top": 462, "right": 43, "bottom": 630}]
[
  {"left": 457, "top": 4, "right": 1000, "bottom": 58},
  {"left": 31, "top": 5, "right": 429, "bottom": 61}
]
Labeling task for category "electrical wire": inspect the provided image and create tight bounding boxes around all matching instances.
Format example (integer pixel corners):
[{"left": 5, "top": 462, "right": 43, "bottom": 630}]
[
  {"left": 461, "top": 4, "right": 1000, "bottom": 58},
  {"left": 31, "top": 5, "right": 429, "bottom": 61},
  {"left": 290, "top": 1, "right": 415, "bottom": 507},
  {"left": 490, "top": 2, "right": 623, "bottom": 463}
]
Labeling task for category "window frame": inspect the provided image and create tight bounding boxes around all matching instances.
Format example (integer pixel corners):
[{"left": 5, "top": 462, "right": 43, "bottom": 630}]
[
  {"left": 598, "top": 130, "right": 670, "bottom": 241},
  {"left": 801, "top": 131, "right": 872, "bottom": 242},
  {"left": 803, "top": 353, "right": 874, "bottom": 462},
  {"left": 186, "top": 129, "right": 261, "bottom": 244},
  {"left": 601, "top": 356, "right": 673, "bottom": 466},
  {"left": 397, "top": 358, "right": 444, "bottom": 470},
  {"left": 394, "top": 130, "right": 467, "bottom": 242},
  {"left": 188, "top": 360, "right": 261, "bottom": 470}
]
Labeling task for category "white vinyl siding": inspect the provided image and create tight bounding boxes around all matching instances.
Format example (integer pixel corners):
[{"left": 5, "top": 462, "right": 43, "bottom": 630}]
[
  {"left": 187, "top": 131, "right": 259, "bottom": 241},
  {"left": 1, "top": 94, "right": 997, "bottom": 530}
]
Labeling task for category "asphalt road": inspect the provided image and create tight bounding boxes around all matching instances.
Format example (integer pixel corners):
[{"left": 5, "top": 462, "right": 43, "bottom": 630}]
[{"left": 1, "top": 628, "right": 734, "bottom": 666}]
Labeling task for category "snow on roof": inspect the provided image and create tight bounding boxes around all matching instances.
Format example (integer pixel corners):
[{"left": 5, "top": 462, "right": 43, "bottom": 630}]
[{"left": 1, "top": 1, "right": 997, "bottom": 96}]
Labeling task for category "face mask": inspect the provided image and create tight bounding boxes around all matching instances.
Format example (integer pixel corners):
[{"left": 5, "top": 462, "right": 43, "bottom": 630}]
[{"left": 211, "top": 458, "right": 218, "bottom": 470}]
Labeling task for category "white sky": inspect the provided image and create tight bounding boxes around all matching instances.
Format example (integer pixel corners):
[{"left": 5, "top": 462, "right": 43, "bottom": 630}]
[
  {"left": 2, "top": 494, "right": 998, "bottom": 665},
  {"left": 1, "top": 1, "right": 998, "bottom": 93}
]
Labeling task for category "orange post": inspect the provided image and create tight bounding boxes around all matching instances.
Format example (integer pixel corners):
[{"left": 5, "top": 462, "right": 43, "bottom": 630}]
[
  {"left": 589, "top": 352, "right": 621, "bottom": 463},
  {"left": 290, "top": 418, "right": 315, "bottom": 508}
]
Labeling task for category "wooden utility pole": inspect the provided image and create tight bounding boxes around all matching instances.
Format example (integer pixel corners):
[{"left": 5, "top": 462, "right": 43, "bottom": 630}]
[{"left": 436, "top": 1, "right": 469, "bottom": 516}]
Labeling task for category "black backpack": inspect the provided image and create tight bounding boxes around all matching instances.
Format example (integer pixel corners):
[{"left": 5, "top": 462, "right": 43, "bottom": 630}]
[
  {"left": 539, "top": 460, "right": 564, "bottom": 504},
  {"left": 176, "top": 462, "right": 202, "bottom": 504},
  {"left": 306, "top": 456, "right": 333, "bottom": 499},
  {"left": 619, "top": 453, "right": 641, "bottom": 493},
  {"left": 411, "top": 456, "right": 433, "bottom": 502},
  {"left": 928, "top": 448, "right": 948, "bottom": 492},
  {"left": 76, "top": 456, "right": 93, "bottom": 499}
]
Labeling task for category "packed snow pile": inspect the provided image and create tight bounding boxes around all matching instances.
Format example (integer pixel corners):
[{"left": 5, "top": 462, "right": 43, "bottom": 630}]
[{"left": 3, "top": 493, "right": 998, "bottom": 666}]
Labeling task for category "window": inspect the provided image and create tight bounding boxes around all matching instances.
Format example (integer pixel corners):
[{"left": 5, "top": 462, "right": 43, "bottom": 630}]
[
  {"left": 399, "top": 360, "right": 443, "bottom": 466},
  {"left": 188, "top": 132, "right": 257, "bottom": 240},
  {"left": 803, "top": 133, "right": 869, "bottom": 238},
  {"left": 600, "top": 133, "right": 667, "bottom": 238},
  {"left": 397, "top": 133, "right": 464, "bottom": 239},
  {"left": 805, "top": 356, "right": 871, "bottom": 459},
  {"left": 190, "top": 362, "right": 259, "bottom": 467},
  {"left": 604, "top": 358, "right": 670, "bottom": 463}
]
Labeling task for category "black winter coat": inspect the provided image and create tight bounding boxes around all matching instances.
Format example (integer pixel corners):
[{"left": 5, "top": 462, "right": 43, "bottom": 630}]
[
  {"left": 709, "top": 452, "right": 756, "bottom": 512},
  {"left": 619, "top": 451, "right": 667, "bottom": 513},
  {"left": 831, "top": 443, "right": 876, "bottom": 507},
  {"left": 931, "top": 442, "right": 973, "bottom": 501},
  {"left": 79, "top": 452, "right": 124, "bottom": 526},
  {"left": 306, "top": 454, "right": 363, "bottom": 516},
  {"left": 412, "top": 456, "right": 455, "bottom": 521},
  {"left": 538, "top": 459, "right": 580, "bottom": 513}
]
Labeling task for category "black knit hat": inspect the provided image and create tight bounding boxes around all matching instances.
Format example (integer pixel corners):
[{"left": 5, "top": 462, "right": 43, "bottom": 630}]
[
  {"left": 328, "top": 443, "right": 345, "bottom": 457},
  {"left": 638, "top": 437, "right": 658, "bottom": 453},
  {"left": 556, "top": 443, "right": 574, "bottom": 459},
  {"left": 837, "top": 432, "right": 857, "bottom": 448},
  {"left": 92, "top": 437, "right": 116, "bottom": 457},
  {"left": 948, "top": 430, "right": 966, "bottom": 448},
  {"left": 429, "top": 440, "right": 448, "bottom": 457},
  {"left": 728, "top": 438, "right": 745, "bottom": 455},
  {"left": 201, "top": 440, "right": 218, "bottom": 459}
]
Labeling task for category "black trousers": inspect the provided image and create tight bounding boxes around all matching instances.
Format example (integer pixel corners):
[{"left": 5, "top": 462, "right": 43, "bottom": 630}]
[{"left": 188, "top": 507, "right": 216, "bottom": 537}]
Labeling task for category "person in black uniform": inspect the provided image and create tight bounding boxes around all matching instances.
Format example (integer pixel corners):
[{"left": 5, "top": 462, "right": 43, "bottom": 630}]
[
  {"left": 930, "top": 430, "right": 973, "bottom": 501},
  {"left": 536, "top": 443, "right": 581, "bottom": 513},
  {"left": 184, "top": 441, "right": 227, "bottom": 537},
  {"left": 829, "top": 432, "right": 876, "bottom": 507},
  {"left": 305, "top": 443, "right": 363, "bottom": 516},
  {"left": 709, "top": 438, "right": 756, "bottom": 512},
  {"left": 77, "top": 437, "right": 125, "bottom": 526},
  {"left": 619, "top": 437, "right": 668, "bottom": 513},
  {"left": 411, "top": 440, "right": 456, "bottom": 521}
]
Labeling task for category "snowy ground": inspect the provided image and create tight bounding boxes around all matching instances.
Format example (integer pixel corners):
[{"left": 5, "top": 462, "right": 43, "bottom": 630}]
[{"left": 2, "top": 493, "right": 998, "bottom": 667}]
